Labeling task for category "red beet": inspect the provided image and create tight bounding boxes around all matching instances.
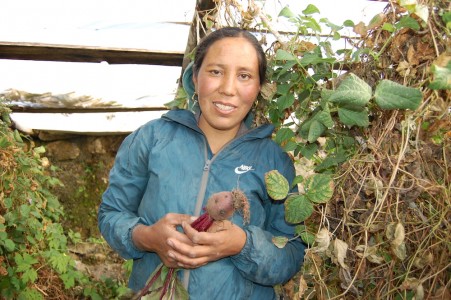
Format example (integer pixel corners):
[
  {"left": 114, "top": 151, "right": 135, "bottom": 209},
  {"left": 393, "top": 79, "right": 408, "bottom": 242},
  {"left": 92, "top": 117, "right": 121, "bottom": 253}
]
[{"left": 191, "top": 189, "right": 250, "bottom": 232}]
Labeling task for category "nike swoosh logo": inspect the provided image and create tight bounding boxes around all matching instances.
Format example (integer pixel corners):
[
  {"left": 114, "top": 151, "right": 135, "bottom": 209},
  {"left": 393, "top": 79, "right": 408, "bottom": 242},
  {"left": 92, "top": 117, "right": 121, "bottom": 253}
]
[{"left": 235, "top": 165, "right": 253, "bottom": 174}]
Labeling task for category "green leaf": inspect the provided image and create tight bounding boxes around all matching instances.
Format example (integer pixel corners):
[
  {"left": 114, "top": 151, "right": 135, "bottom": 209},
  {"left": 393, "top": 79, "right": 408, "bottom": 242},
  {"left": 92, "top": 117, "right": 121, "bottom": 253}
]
[
  {"left": 60, "top": 272, "right": 76, "bottom": 289},
  {"left": 173, "top": 277, "right": 190, "bottom": 300},
  {"left": 18, "top": 288, "right": 43, "bottom": 300},
  {"left": 272, "top": 236, "right": 289, "bottom": 248},
  {"left": 275, "top": 49, "right": 296, "bottom": 61},
  {"left": 3, "top": 239, "right": 15, "bottom": 252},
  {"left": 328, "top": 73, "right": 372, "bottom": 106},
  {"left": 320, "top": 17, "right": 343, "bottom": 32},
  {"left": 304, "top": 174, "right": 334, "bottom": 204},
  {"left": 382, "top": 23, "right": 396, "bottom": 32},
  {"left": 276, "top": 83, "right": 292, "bottom": 95},
  {"left": 33, "top": 146, "right": 46, "bottom": 154},
  {"left": 299, "top": 53, "right": 335, "bottom": 66},
  {"left": 21, "top": 268, "right": 38, "bottom": 284},
  {"left": 285, "top": 195, "right": 314, "bottom": 223},
  {"left": 395, "top": 16, "right": 420, "bottom": 31},
  {"left": 274, "top": 128, "right": 295, "bottom": 145},
  {"left": 265, "top": 170, "right": 290, "bottom": 200},
  {"left": 277, "top": 93, "right": 295, "bottom": 110},
  {"left": 302, "top": 17, "right": 322, "bottom": 33},
  {"left": 302, "top": 4, "right": 320, "bottom": 15},
  {"left": 343, "top": 20, "right": 355, "bottom": 27},
  {"left": 316, "top": 109, "right": 334, "bottom": 128},
  {"left": 300, "top": 231, "right": 316, "bottom": 246},
  {"left": 429, "top": 61, "right": 451, "bottom": 90},
  {"left": 315, "top": 152, "right": 348, "bottom": 172},
  {"left": 374, "top": 80, "right": 422, "bottom": 110},
  {"left": 0, "top": 136, "right": 12, "bottom": 148},
  {"left": 338, "top": 107, "right": 369, "bottom": 127},
  {"left": 283, "top": 140, "right": 298, "bottom": 152},
  {"left": 278, "top": 6, "right": 296, "bottom": 18},
  {"left": 291, "top": 175, "right": 304, "bottom": 186},
  {"left": 48, "top": 252, "right": 73, "bottom": 273},
  {"left": 298, "top": 143, "right": 318, "bottom": 159},
  {"left": 307, "top": 120, "right": 326, "bottom": 143},
  {"left": 321, "top": 89, "right": 334, "bottom": 101}
]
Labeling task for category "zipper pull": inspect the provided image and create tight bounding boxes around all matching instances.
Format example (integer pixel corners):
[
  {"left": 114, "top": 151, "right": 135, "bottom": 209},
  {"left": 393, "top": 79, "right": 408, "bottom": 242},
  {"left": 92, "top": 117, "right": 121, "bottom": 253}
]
[{"left": 203, "top": 160, "right": 211, "bottom": 171}]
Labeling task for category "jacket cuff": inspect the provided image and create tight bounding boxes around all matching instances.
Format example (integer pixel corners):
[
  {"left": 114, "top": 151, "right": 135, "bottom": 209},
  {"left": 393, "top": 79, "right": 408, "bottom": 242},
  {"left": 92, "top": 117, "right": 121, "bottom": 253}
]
[
  {"left": 230, "top": 226, "right": 258, "bottom": 268},
  {"left": 126, "top": 220, "right": 146, "bottom": 258}
]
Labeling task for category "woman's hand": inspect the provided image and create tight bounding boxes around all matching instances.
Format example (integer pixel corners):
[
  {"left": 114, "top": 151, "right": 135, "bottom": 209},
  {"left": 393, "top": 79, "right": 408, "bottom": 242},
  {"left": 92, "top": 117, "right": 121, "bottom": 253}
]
[
  {"left": 131, "top": 213, "right": 195, "bottom": 268},
  {"left": 165, "top": 220, "right": 246, "bottom": 269}
]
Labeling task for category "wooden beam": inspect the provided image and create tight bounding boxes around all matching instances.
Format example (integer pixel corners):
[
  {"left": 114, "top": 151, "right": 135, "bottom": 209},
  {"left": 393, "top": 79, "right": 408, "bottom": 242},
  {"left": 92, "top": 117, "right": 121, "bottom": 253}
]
[{"left": 0, "top": 42, "right": 184, "bottom": 66}]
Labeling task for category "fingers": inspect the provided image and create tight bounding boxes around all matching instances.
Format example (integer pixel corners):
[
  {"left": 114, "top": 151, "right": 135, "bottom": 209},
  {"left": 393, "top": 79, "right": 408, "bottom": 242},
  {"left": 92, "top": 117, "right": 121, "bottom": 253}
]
[
  {"left": 166, "top": 239, "right": 209, "bottom": 269},
  {"left": 164, "top": 213, "right": 197, "bottom": 226}
]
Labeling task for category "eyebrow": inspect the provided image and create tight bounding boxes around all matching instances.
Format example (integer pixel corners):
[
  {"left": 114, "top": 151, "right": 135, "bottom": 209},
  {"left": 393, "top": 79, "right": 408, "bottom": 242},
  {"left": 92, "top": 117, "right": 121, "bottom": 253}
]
[{"left": 204, "top": 63, "right": 258, "bottom": 73}]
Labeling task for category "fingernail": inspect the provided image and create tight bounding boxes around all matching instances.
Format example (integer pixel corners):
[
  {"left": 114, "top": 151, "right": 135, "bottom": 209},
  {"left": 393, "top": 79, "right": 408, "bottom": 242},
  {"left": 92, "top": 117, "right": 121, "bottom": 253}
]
[
  {"left": 167, "top": 239, "right": 174, "bottom": 247},
  {"left": 168, "top": 252, "right": 175, "bottom": 259}
]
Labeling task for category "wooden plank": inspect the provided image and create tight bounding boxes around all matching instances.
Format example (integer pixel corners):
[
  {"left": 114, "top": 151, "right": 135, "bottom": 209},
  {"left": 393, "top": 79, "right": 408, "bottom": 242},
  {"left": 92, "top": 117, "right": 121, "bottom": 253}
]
[{"left": 0, "top": 42, "right": 184, "bottom": 66}]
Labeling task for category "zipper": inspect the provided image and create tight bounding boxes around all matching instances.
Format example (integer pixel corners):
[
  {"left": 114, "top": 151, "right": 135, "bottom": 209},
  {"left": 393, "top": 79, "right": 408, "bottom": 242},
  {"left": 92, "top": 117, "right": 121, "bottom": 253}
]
[{"left": 182, "top": 129, "right": 257, "bottom": 289}]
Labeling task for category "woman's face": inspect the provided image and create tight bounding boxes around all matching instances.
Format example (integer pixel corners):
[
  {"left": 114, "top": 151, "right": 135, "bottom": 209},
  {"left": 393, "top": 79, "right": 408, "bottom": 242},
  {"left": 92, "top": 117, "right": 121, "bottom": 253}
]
[{"left": 193, "top": 37, "right": 261, "bottom": 134}]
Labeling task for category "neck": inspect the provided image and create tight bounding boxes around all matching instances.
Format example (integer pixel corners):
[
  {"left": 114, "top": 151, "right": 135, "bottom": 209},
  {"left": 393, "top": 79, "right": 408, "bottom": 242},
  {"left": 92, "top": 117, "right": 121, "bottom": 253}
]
[{"left": 198, "top": 118, "right": 240, "bottom": 154}]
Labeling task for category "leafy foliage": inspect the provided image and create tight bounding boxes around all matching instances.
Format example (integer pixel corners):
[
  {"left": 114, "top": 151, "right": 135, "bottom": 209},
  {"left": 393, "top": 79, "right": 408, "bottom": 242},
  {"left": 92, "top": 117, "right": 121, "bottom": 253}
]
[
  {"left": 0, "top": 99, "right": 131, "bottom": 299},
  {"left": 214, "top": 0, "right": 449, "bottom": 299}
]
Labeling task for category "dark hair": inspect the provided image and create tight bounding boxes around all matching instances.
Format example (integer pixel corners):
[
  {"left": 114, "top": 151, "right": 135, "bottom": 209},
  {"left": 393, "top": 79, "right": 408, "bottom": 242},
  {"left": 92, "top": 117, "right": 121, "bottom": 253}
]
[{"left": 192, "top": 27, "right": 267, "bottom": 85}]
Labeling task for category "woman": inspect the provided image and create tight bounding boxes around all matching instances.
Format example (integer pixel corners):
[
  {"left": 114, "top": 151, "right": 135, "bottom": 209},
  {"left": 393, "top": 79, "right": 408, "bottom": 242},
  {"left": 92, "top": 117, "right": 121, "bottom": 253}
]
[{"left": 98, "top": 27, "right": 305, "bottom": 299}]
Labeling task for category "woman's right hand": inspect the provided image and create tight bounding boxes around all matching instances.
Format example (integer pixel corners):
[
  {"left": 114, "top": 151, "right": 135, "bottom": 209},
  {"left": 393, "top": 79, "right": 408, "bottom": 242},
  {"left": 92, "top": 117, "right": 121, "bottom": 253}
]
[{"left": 131, "top": 213, "right": 195, "bottom": 268}]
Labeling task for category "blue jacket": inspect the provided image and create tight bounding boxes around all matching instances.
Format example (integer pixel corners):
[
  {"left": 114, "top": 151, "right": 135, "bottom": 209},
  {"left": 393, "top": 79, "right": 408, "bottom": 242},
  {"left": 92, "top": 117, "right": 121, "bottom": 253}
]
[{"left": 98, "top": 109, "right": 305, "bottom": 299}]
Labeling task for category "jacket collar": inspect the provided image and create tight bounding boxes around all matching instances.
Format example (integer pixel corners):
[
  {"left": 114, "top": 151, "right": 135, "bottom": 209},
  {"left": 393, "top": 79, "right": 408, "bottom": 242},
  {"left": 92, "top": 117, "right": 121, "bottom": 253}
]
[{"left": 161, "top": 109, "right": 274, "bottom": 139}]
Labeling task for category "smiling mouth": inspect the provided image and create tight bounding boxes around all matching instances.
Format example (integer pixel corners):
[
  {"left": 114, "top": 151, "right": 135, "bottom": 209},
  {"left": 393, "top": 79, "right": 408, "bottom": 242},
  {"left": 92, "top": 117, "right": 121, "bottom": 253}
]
[{"left": 214, "top": 102, "right": 235, "bottom": 112}]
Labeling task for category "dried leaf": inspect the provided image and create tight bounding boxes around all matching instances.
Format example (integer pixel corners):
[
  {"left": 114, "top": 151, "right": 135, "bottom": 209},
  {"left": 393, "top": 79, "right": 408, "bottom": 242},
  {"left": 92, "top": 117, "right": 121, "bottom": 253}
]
[
  {"left": 392, "top": 223, "right": 405, "bottom": 246},
  {"left": 298, "top": 275, "right": 308, "bottom": 298},
  {"left": 355, "top": 245, "right": 385, "bottom": 264},
  {"left": 311, "top": 228, "right": 331, "bottom": 253},
  {"left": 400, "top": 278, "right": 424, "bottom": 300},
  {"left": 333, "top": 238, "right": 349, "bottom": 269},
  {"left": 353, "top": 21, "right": 367, "bottom": 37},
  {"left": 413, "top": 251, "right": 433, "bottom": 268},
  {"left": 260, "top": 82, "right": 277, "bottom": 100}
]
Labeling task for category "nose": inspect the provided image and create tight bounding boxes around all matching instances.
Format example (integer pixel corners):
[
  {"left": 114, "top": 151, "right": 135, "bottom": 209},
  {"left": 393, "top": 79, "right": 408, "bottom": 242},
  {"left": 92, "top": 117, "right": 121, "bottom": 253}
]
[{"left": 219, "top": 74, "right": 236, "bottom": 96}]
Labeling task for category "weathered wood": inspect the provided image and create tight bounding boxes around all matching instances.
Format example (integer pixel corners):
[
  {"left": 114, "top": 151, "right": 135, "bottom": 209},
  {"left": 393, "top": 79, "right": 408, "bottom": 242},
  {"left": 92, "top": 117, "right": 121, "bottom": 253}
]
[
  {"left": 8, "top": 106, "right": 167, "bottom": 113},
  {"left": 0, "top": 42, "right": 184, "bottom": 66}
]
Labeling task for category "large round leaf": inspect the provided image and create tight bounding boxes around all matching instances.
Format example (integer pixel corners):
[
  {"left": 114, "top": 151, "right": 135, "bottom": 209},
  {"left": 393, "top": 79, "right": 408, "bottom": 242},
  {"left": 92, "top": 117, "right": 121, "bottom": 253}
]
[
  {"left": 285, "top": 194, "right": 314, "bottom": 223},
  {"left": 374, "top": 80, "right": 422, "bottom": 110},
  {"left": 305, "top": 174, "right": 334, "bottom": 203},
  {"left": 265, "top": 170, "right": 289, "bottom": 200}
]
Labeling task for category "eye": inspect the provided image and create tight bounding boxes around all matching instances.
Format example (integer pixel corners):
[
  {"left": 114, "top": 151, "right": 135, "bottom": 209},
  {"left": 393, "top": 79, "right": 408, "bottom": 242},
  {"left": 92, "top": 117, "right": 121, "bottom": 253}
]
[
  {"left": 209, "top": 69, "right": 222, "bottom": 76},
  {"left": 238, "top": 73, "right": 251, "bottom": 80}
]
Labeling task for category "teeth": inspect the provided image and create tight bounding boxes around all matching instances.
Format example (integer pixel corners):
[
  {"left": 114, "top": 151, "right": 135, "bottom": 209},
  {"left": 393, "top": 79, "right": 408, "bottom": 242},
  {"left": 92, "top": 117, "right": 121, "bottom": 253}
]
[{"left": 214, "top": 102, "right": 234, "bottom": 111}]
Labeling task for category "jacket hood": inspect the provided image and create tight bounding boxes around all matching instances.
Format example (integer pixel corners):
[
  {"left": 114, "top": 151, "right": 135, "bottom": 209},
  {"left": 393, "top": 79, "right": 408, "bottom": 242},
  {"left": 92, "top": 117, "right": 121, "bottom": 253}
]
[{"left": 182, "top": 62, "right": 255, "bottom": 129}]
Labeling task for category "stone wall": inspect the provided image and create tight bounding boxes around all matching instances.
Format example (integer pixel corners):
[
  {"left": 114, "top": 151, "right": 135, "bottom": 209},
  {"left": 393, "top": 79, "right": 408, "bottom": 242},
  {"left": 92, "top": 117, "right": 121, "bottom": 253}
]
[{"left": 37, "top": 132, "right": 127, "bottom": 238}]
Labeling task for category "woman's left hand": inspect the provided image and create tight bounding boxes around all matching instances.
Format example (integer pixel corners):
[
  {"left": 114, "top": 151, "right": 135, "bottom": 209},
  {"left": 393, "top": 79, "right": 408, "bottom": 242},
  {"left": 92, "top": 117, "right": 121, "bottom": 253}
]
[{"left": 165, "top": 220, "right": 246, "bottom": 269}]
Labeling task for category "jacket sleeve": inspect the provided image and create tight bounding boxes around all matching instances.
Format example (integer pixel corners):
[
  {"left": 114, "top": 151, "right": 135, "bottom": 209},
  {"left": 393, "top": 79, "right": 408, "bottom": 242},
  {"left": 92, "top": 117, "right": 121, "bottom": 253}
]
[
  {"left": 97, "top": 128, "right": 150, "bottom": 260},
  {"left": 230, "top": 153, "right": 306, "bottom": 286}
]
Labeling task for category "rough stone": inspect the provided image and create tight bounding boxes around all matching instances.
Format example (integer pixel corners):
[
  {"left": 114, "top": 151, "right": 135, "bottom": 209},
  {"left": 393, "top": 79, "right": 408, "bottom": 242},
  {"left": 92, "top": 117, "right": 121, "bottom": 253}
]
[{"left": 45, "top": 140, "right": 80, "bottom": 160}]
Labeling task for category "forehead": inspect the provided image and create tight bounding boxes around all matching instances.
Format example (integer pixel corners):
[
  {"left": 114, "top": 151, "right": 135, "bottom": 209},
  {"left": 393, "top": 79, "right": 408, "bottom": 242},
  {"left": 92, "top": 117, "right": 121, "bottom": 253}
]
[{"left": 203, "top": 37, "right": 259, "bottom": 68}]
